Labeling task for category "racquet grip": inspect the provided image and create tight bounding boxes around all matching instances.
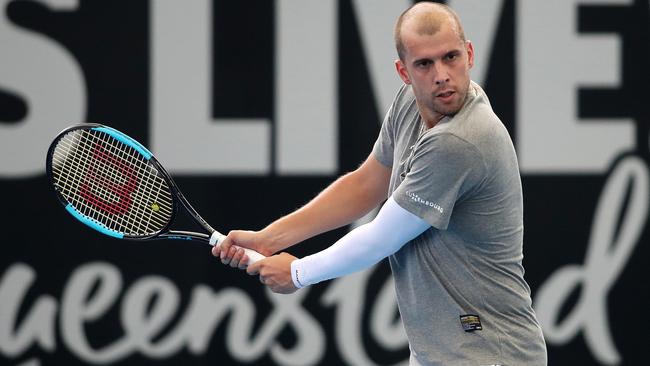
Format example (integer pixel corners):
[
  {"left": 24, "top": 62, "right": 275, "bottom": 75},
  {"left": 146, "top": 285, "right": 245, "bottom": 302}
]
[{"left": 209, "top": 231, "right": 266, "bottom": 264}]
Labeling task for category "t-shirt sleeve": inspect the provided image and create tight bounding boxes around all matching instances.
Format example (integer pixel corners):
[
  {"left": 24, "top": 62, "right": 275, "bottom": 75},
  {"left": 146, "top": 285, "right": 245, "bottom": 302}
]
[
  {"left": 392, "top": 133, "right": 486, "bottom": 230},
  {"left": 372, "top": 103, "right": 395, "bottom": 168},
  {"left": 373, "top": 84, "right": 415, "bottom": 168}
]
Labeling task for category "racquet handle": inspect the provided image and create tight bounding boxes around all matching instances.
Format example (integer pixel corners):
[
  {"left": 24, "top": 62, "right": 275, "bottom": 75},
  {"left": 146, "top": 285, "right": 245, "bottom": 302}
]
[{"left": 209, "top": 231, "right": 266, "bottom": 264}]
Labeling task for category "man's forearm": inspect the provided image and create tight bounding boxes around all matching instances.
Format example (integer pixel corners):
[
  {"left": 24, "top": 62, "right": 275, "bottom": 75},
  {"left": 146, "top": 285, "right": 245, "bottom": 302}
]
[
  {"left": 290, "top": 197, "right": 431, "bottom": 288},
  {"left": 262, "top": 156, "right": 391, "bottom": 253}
]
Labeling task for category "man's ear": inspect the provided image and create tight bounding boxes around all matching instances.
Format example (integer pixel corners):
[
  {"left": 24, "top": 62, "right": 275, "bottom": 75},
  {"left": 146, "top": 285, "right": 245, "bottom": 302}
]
[
  {"left": 466, "top": 40, "right": 475, "bottom": 69},
  {"left": 395, "top": 59, "right": 411, "bottom": 84}
]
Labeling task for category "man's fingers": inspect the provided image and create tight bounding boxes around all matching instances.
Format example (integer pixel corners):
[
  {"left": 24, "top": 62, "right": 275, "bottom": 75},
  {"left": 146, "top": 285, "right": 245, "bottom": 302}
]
[
  {"left": 247, "top": 260, "right": 262, "bottom": 275},
  {"left": 213, "top": 230, "right": 263, "bottom": 270},
  {"left": 238, "top": 254, "right": 249, "bottom": 270},
  {"left": 211, "top": 245, "right": 221, "bottom": 257},
  {"left": 225, "top": 246, "right": 236, "bottom": 264},
  {"left": 215, "top": 232, "right": 239, "bottom": 265},
  {"left": 218, "top": 233, "right": 235, "bottom": 254},
  {"left": 212, "top": 235, "right": 233, "bottom": 258},
  {"left": 229, "top": 248, "right": 245, "bottom": 268}
]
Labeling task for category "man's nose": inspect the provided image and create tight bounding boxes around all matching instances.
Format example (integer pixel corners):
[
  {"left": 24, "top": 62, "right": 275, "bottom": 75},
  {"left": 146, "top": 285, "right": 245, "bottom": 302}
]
[{"left": 434, "top": 64, "right": 450, "bottom": 85}]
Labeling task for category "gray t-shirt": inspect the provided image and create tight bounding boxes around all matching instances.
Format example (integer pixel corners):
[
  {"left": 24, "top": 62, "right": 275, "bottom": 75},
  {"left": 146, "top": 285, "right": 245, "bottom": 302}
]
[{"left": 373, "top": 81, "right": 547, "bottom": 366}]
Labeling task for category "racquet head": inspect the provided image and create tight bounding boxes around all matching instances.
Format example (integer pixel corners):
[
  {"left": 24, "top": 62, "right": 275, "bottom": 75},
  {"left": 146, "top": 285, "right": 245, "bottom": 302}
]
[{"left": 46, "top": 123, "right": 176, "bottom": 239}]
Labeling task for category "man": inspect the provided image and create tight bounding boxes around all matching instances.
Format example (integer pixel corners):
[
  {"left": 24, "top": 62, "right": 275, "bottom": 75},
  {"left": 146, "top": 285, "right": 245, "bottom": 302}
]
[{"left": 213, "top": 2, "right": 547, "bottom": 365}]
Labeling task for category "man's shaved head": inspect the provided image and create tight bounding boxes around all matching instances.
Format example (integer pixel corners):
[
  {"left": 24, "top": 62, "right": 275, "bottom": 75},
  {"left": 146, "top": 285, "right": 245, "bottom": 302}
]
[{"left": 394, "top": 2, "right": 466, "bottom": 60}]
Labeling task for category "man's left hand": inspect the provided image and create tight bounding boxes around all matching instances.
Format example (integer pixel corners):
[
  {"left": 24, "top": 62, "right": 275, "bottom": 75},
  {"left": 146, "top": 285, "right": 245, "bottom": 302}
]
[{"left": 246, "top": 252, "right": 299, "bottom": 294}]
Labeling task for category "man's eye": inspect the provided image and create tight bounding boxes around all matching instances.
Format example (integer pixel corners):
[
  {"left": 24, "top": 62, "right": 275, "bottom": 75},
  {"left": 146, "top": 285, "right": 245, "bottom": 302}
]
[
  {"left": 416, "top": 60, "right": 432, "bottom": 67},
  {"left": 445, "top": 54, "right": 458, "bottom": 61}
]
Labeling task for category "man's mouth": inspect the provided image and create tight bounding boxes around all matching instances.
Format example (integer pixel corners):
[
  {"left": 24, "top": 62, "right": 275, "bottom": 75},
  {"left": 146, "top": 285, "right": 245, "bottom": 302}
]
[
  {"left": 436, "top": 90, "right": 455, "bottom": 102},
  {"left": 436, "top": 90, "right": 454, "bottom": 98}
]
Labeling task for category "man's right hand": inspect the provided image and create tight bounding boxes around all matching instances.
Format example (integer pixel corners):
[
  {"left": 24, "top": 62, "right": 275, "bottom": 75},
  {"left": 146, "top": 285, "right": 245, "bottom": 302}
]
[{"left": 211, "top": 230, "right": 274, "bottom": 269}]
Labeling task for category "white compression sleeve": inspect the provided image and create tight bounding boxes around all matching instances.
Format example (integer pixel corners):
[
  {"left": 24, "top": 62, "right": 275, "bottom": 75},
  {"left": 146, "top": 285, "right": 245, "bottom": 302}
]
[{"left": 290, "top": 196, "right": 431, "bottom": 288}]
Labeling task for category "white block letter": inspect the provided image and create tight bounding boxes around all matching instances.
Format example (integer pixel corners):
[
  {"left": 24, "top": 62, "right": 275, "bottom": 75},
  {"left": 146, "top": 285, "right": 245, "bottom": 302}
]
[
  {"left": 518, "top": 0, "right": 634, "bottom": 173},
  {"left": 275, "top": 0, "right": 337, "bottom": 174},
  {"left": 151, "top": 0, "right": 270, "bottom": 174},
  {"left": 0, "top": 0, "right": 85, "bottom": 178}
]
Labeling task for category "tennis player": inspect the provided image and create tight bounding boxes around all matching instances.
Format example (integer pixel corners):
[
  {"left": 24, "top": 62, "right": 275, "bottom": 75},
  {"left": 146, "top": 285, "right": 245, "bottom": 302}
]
[{"left": 214, "top": 2, "right": 547, "bottom": 365}]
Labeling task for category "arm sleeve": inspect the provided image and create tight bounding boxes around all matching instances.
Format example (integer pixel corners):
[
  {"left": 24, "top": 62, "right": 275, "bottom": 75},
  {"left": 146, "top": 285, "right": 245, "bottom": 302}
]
[{"left": 290, "top": 197, "right": 430, "bottom": 288}]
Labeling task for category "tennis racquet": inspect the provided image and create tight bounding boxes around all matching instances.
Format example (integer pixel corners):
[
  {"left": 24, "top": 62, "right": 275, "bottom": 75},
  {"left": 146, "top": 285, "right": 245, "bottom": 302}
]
[{"left": 46, "top": 123, "right": 265, "bottom": 264}]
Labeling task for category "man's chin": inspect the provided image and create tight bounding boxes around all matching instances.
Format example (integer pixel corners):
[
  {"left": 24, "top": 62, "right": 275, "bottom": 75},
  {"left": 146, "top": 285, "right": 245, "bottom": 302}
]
[{"left": 434, "top": 104, "right": 462, "bottom": 117}]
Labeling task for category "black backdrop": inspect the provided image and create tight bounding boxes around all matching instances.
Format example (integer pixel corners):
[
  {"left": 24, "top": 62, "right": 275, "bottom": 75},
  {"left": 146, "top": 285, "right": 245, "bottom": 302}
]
[{"left": 1, "top": 1, "right": 648, "bottom": 365}]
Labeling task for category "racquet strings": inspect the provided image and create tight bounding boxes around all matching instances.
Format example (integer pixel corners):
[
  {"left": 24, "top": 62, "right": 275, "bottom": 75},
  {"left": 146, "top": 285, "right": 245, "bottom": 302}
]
[{"left": 50, "top": 128, "right": 173, "bottom": 237}]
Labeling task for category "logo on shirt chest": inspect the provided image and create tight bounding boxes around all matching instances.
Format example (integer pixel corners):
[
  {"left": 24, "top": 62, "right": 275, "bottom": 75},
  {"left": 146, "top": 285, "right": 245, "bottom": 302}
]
[{"left": 406, "top": 191, "right": 443, "bottom": 214}]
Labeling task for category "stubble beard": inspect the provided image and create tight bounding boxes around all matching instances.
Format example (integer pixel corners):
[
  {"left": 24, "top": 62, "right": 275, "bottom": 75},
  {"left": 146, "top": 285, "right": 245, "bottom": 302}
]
[{"left": 430, "top": 89, "right": 466, "bottom": 117}]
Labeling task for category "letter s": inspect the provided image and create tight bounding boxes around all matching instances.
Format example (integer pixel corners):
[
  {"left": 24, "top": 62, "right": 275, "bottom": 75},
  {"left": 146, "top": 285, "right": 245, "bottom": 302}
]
[{"left": 0, "top": 0, "right": 85, "bottom": 178}]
